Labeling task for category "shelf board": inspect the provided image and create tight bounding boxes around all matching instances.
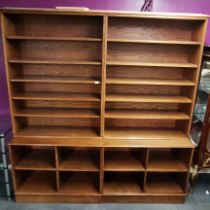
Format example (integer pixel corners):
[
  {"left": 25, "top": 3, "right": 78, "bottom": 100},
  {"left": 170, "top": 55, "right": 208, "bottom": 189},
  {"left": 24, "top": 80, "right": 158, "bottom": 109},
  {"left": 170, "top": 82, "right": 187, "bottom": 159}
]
[
  {"left": 104, "top": 173, "right": 143, "bottom": 195},
  {"left": 13, "top": 92, "right": 100, "bottom": 102},
  {"left": 104, "top": 151, "right": 144, "bottom": 171},
  {"left": 104, "top": 128, "right": 187, "bottom": 140},
  {"left": 106, "top": 94, "right": 192, "bottom": 103},
  {"left": 59, "top": 173, "right": 99, "bottom": 195},
  {"left": 146, "top": 173, "right": 184, "bottom": 194},
  {"left": 105, "top": 110, "right": 190, "bottom": 120},
  {"left": 7, "top": 36, "right": 102, "bottom": 42},
  {"left": 16, "top": 171, "right": 56, "bottom": 194},
  {"left": 59, "top": 150, "right": 99, "bottom": 171},
  {"left": 106, "top": 61, "right": 197, "bottom": 68},
  {"left": 14, "top": 108, "right": 100, "bottom": 118},
  {"left": 15, "top": 149, "right": 55, "bottom": 170},
  {"left": 108, "top": 38, "right": 201, "bottom": 45},
  {"left": 8, "top": 59, "right": 101, "bottom": 65},
  {"left": 106, "top": 78, "right": 194, "bottom": 86},
  {"left": 104, "top": 138, "right": 194, "bottom": 149},
  {"left": 11, "top": 76, "right": 101, "bottom": 84},
  {"left": 148, "top": 150, "right": 188, "bottom": 172},
  {"left": 16, "top": 126, "right": 100, "bottom": 138}
]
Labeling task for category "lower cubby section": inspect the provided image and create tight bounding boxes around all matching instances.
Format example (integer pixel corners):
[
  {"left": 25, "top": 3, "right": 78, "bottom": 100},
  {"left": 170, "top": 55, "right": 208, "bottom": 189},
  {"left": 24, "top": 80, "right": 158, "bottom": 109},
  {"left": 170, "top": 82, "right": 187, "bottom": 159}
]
[
  {"left": 59, "top": 172, "right": 99, "bottom": 195},
  {"left": 145, "top": 172, "right": 187, "bottom": 194},
  {"left": 15, "top": 170, "right": 57, "bottom": 194},
  {"left": 103, "top": 172, "right": 144, "bottom": 195}
]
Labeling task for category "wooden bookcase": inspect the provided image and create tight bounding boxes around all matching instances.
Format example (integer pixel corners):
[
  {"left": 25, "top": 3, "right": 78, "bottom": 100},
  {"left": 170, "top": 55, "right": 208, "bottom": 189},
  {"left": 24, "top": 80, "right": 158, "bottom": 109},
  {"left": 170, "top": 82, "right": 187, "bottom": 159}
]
[{"left": 1, "top": 8, "right": 208, "bottom": 203}]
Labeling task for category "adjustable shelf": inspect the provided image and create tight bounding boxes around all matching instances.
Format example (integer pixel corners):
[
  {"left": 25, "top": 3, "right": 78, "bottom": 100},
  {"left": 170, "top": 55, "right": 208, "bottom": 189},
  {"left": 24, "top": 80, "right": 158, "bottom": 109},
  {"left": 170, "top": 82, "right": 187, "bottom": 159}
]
[{"left": 3, "top": 9, "right": 207, "bottom": 203}]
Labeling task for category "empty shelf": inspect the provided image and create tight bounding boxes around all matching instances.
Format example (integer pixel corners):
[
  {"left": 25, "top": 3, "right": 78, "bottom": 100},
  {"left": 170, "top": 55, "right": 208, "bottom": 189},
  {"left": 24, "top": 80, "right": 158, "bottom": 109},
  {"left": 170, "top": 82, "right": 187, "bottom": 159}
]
[
  {"left": 146, "top": 173, "right": 185, "bottom": 194},
  {"left": 9, "top": 59, "right": 101, "bottom": 65},
  {"left": 7, "top": 36, "right": 102, "bottom": 42},
  {"left": 15, "top": 108, "right": 100, "bottom": 118},
  {"left": 59, "top": 173, "right": 99, "bottom": 195},
  {"left": 16, "top": 126, "right": 99, "bottom": 138},
  {"left": 106, "top": 94, "right": 192, "bottom": 103},
  {"left": 13, "top": 92, "right": 100, "bottom": 102},
  {"left": 104, "top": 173, "right": 143, "bottom": 195},
  {"left": 106, "top": 61, "right": 197, "bottom": 68},
  {"left": 11, "top": 76, "right": 101, "bottom": 84},
  {"left": 107, "top": 38, "right": 201, "bottom": 45},
  {"left": 59, "top": 150, "right": 99, "bottom": 171},
  {"left": 106, "top": 78, "right": 194, "bottom": 86},
  {"left": 104, "top": 151, "right": 144, "bottom": 171},
  {"left": 105, "top": 110, "right": 190, "bottom": 120},
  {"left": 15, "top": 149, "right": 55, "bottom": 170},
  {"left": 16, "top": 171, "right": 56, "bottom": 194},
  {"left": 104, "top": 128, "right": 187, "bottom": 139}
]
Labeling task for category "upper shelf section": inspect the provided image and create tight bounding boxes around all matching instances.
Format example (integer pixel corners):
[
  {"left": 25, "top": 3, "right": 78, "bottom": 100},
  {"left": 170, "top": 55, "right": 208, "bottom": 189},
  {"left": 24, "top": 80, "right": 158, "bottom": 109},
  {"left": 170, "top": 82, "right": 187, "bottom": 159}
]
[
  {"left": 4, "top": 14, "right": 103, "bottom": 39},
  {"left": 107, "top": 17, "right": 205, "bottom": 42}
]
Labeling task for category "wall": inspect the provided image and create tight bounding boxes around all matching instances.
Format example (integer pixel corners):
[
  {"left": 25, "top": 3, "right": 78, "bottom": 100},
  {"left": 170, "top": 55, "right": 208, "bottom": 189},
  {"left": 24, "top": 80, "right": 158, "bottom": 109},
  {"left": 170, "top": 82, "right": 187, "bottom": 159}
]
[{"left": 153, "top": 0, "right": 210, "bottom": 45}]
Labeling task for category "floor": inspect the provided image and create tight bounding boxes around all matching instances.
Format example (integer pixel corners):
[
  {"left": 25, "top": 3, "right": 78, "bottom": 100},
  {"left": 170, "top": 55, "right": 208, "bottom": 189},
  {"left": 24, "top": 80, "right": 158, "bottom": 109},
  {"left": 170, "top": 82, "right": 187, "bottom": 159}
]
[{"left": 1, "top": 173, "right": 210, "bottom": 210}]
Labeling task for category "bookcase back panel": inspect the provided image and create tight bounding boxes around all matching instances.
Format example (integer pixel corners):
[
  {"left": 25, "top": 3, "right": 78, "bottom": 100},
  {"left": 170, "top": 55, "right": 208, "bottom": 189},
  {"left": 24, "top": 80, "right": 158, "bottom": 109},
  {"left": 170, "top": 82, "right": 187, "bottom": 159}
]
[
  {"left": 10, "top": 64, "right": 101, "bottom": 79},
  {"left": 107, "top": 43, "right": 198, "bottom": 63},
  {"left": 6, "top": 14, "right": 103, "bottom": 38},
  {"left": 108, "top": 17, "right": 204, "bottom": 42}
]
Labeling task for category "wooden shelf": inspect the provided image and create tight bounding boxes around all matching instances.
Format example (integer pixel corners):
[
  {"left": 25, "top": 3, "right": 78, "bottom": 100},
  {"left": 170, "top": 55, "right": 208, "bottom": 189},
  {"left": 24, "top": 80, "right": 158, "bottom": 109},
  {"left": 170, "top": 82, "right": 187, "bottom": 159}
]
[
  {"left": 106, "top": 94, "right": 192, "bottom": 103},
  {"left": 104, "top": 173, "right": 143, "bottom": 195},
  {"left": 8, "top": 59, "right": 101, "bottom": 65},
  {"left": 148, "top": 150, "right": 188, "bottom": 172},
  {"left": 59, "top": 172, "right": 99, "bottom": 195},
  {"left": 13, "top": 92, "right": 100, "bottom": 102},
  {"left": 15, "top": 108, "right": 100, "bottom": 118},
  {"left": 104, "top": 151, "right": 144, "bottom": 171},
  {"left": 7, "top": 36, "right": 102, "bottom": 42},
  {"left": 106, "top": 78, "right": 194, "bottom": 86},
  {"left": 15, "top": 149, "right": 55, "bottom": 170},
  {"left": 106, "top": 61, "right": 197, "bottom": 68},
  {"left": 108, "top": 38, "right": 201, "bottom": 45},
  {"left": 59, "top": 150, "right": 99, "bottom": 171},
  {"left": 16, "top": 126, "right": 99, "bottom": 138},
  {"left": 105, "top": 128, "right": 187, "bottom": 140},
  {"left": 146, "top": 173, "right": 184, "bottom": 194},
  {"left": 11, "top": 76, "right": 101, "bottom": 84},
  {"left": 16, "top": 171, "right": 56, "bottom": 194},
  {"left": 105, "top": 110, "right": 190, "bottom": 120}
]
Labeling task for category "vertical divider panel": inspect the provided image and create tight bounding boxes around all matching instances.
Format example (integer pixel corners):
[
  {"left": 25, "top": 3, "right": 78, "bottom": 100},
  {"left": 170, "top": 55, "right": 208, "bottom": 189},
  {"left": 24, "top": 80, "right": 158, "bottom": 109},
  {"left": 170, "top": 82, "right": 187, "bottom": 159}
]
[
  {"left": 55, "top": 147, "right": 60, "bottom": 192},
  {"left": 100, "top": 147, "right": 104, "bottom": 194},
  {"left": 187, "top": 20, "right": 208, "bottom": 134},
  {"left": 100, "top": 15, "right": 108, "bottom": 137},
  {"left": 1, "top": 14, "right": 17, "bottom": 134},
  {"left": 143, "top": 148, "right": 150, "bottom": 191}
]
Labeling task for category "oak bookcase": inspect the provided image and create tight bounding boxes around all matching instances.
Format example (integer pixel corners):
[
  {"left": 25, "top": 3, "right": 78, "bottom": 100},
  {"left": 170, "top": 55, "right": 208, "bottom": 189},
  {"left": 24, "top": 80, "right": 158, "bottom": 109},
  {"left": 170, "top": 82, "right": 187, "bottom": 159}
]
[{"left": 1, "top": 8, "right": 208, "bottom": 203}]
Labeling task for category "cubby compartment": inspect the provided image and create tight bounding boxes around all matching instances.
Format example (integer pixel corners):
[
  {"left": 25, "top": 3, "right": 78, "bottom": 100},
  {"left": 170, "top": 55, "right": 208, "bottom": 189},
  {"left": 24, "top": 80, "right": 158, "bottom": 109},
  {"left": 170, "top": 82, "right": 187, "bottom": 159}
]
[
  {"left": 11, "top": 145, "right": 56, "bottom": 170},
  {"left": 104, "top": 172, "right": 144, "bottom": 195},
  {"left": 15, "top": 170, "right": 57, "bottom": 193},
  {"left": 108, "top": 17, "right": 204, "bottom": 42},
  {"left": 105, "top": 119, "right": 189, "bottom": 139},
  {"left": 5, "top": 14, "right": 103, "bottom": 39},
  {"left": 59, "top": 171, "right": 99, "bottom": 195},
  {"left": 145, "top": 172, "right": 187, "bottom": 194},
  {"left": 58, "top": 147, "right": 100, "bottom": 171},
  {"left": 107, "top": 42, "right": 199, "bottom": 65},
  {"left": 104, "top": 148, "right": 147, "bottom": 171},
  {"left": 7, "top": 40, "right": 102, "bottom": 62},
  {"left": 148, "top": 148, "right": 192, "bottom": 172},
  {"left": 14, "top": 117, "right": 100, "bottom": 137}
]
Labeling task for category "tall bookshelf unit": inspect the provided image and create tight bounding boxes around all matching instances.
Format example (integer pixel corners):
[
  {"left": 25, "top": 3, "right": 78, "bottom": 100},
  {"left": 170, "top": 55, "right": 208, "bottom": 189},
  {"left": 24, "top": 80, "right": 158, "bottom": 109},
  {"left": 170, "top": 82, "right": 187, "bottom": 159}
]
[{"left": 1, "top": 8, "right": 208, "bottom": 203}]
